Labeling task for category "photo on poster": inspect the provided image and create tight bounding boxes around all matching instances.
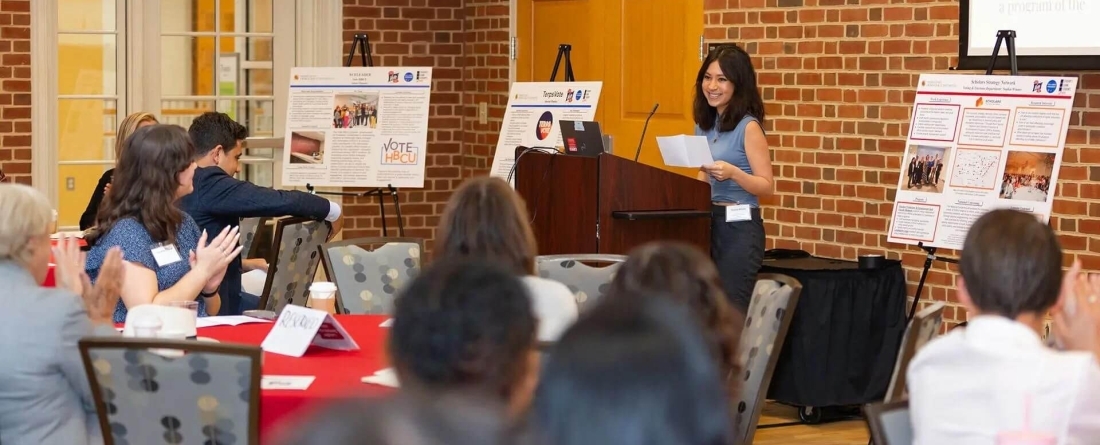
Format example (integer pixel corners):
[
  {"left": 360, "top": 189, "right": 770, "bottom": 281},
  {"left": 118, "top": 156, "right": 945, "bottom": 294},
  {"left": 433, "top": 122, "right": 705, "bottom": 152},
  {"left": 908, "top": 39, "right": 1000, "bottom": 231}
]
[
  {"left": 901, "top": 144, "right": 950, "bottom": 193},
  {"left": 289, "top": 131, "right": 326, "bottom": 165},
  {"left": 332, "top": 94, "right": 380, "bottom": 129},
  {"left": 999, "top": 151, "right": 1055, "bottom": 202}
]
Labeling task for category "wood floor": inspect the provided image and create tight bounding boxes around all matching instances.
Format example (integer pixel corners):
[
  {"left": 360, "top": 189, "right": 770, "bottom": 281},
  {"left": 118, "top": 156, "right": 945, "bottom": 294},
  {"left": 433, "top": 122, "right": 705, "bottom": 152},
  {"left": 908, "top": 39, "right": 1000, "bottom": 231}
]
[{"left": 752, "top": 403, "right": 870, "bottom": 445}]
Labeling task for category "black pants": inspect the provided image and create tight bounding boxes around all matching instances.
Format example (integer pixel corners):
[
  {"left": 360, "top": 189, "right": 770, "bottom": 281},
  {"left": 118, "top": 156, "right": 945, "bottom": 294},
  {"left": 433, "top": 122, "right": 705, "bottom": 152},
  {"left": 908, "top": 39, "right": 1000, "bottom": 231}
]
[{"left": 710, "top": 205, "right": 765, "bottom": 312}]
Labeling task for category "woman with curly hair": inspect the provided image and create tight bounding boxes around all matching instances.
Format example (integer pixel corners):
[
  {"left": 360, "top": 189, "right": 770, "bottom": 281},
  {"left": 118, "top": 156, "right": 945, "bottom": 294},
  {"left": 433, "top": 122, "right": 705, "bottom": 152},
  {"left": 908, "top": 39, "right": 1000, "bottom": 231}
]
[{"left": 604, "top": 241, "right": 744, "bottom": 393}]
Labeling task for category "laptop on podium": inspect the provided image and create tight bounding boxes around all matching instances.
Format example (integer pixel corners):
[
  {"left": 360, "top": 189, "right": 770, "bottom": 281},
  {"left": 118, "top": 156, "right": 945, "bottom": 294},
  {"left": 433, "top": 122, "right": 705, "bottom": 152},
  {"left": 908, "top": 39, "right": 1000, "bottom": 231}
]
[{"left": 560, "top": 120, "right": 611, "bottom": 157}]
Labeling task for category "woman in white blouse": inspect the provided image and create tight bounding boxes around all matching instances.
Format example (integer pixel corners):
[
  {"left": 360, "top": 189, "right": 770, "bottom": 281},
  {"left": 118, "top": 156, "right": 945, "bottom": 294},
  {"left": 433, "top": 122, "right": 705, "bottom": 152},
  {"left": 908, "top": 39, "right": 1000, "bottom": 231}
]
[{"left": 435, "top": 177, "right": 578, "bottom": 342}]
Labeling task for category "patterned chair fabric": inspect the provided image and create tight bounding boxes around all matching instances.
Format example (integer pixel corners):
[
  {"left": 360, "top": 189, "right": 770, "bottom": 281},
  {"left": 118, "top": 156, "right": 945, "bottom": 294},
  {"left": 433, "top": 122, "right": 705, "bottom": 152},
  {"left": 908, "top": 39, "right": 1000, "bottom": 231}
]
[
  {"left": 733, "top": 273, "right": 802, "bottom": 445},
  {"left": 884, "top": 302, "right": 946, "bottom": 403},
  {"left": 319, "top": 237, "right": 424, "bottom": 315},
  {"left": 78, "top": 338, "right": 261, "bottom": 445},
  {"left": 535, "top": 254, "right": 626, "bottom": 312},
  {"left": 258, "top": 217, "right": 331, "bottom": 314},
  {"left": 238, "top": 217, "right": 267, "bottom": 260}
]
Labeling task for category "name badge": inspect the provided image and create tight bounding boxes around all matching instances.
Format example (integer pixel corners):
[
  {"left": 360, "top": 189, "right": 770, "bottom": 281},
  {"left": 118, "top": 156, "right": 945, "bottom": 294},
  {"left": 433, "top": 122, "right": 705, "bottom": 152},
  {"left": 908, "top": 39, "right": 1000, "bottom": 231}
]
[
  {"left": 725, "top": 204, "right": 752, "bottom": 222},
  {"left": 151, "top": 243, "right": 183, "bottom": 267}
]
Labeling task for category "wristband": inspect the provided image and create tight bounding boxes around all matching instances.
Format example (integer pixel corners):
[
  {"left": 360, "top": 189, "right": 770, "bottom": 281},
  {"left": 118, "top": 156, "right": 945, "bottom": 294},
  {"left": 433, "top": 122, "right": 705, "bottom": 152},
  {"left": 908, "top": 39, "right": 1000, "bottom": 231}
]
[{"left": 200, "top": 289, "right": 217, "bottom": 299}]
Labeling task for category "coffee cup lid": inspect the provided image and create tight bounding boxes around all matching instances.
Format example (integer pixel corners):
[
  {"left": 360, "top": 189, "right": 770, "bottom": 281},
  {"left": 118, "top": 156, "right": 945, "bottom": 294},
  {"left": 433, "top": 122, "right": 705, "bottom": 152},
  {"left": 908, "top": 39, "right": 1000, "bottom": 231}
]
[{"left": 310, "top": 281, "right": 337, "bottom": 292}]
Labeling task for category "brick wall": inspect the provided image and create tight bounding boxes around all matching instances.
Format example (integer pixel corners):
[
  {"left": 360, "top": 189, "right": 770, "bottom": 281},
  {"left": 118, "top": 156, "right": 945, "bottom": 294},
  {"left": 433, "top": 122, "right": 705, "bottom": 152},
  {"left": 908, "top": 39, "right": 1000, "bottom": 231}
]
[
  {"left": 461, "top": 0, "right": 510, "bottom": 177},
  {"left": 342, "top": 0, "right": 467, "bottom": 253},
  {"left": 704, "top": 0, "right": 1099, "bottom": 329},
  {"left": 0, "top": 0, "right": 31, "bottom": 185}
]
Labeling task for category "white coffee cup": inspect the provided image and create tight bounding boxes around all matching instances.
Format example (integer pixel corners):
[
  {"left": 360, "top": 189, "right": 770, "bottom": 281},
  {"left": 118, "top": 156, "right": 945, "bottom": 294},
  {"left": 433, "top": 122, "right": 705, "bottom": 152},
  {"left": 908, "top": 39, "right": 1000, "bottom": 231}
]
[
  {"left": 309, "top": 281, "right": 337, "bottom": 313},
  {"left": 131, "top": 315, "right": 162, "bottom": 338}
]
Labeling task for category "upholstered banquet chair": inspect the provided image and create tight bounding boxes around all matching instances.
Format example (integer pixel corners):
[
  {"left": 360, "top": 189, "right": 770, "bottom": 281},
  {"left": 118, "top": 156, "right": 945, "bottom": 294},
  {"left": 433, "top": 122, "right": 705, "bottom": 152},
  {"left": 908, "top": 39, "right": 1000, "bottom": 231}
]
[
  {"left": 535, "top": 254, "right": 626, "bottom": 311},
  {"left": 319, "top": 237, "right": 424, "bottom": 315},
  {"left": 78, "top": 337, "right": 262, "bottom": 445},
  {"left": 864, "top": 400, "right": 913, "bottom": 445},
  {"left": 733, "top": 273, "right": 802, "bottom": 445},
  {"left": 883, "top": 302, "right": 946, "bottom": 403},
  {"left": 257, "top": 217, "right": 331, "bottom": 313},
  {"left": 238, "top": 217, "right": 269, "bottom": 260}
]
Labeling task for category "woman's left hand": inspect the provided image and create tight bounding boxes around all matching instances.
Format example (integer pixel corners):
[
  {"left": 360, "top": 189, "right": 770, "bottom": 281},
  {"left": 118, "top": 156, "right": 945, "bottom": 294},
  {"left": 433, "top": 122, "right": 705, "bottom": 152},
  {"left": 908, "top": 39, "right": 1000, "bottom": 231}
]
[
  {"left": 702, "top": 161, "right": 742, "bottom": 182},
  {"left": 52, "top": 234, "right": 86, "bottom": 296}
]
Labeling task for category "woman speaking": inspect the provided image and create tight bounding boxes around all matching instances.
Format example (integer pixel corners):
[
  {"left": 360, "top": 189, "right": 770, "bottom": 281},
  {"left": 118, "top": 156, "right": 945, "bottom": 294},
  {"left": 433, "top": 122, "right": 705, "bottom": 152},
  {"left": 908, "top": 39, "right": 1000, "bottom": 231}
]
[{"left": 694, "top": 44, "right": 774, "bottom": 312}]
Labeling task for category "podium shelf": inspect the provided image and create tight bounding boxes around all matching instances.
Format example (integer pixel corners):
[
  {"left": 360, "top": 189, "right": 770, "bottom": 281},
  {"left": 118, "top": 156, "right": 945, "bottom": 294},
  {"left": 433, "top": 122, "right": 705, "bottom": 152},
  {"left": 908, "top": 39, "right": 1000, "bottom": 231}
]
[{"left": 611, "top": 210, "right": 711, "bottom": 220}]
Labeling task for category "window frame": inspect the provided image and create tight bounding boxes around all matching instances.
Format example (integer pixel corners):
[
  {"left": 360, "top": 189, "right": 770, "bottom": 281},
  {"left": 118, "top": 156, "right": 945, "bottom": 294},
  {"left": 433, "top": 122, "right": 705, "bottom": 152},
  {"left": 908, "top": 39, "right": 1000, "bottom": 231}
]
[{"left": 31, "top": 0, "right": 343, "bottom": 229}]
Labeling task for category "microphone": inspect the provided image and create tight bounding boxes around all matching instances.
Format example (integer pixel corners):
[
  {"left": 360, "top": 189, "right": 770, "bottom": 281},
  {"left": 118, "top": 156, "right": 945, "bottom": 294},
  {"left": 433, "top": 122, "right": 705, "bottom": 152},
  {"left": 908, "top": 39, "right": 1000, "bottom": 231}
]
[{"left": 634, "top": 103, "right": 660, "bottom": 162}]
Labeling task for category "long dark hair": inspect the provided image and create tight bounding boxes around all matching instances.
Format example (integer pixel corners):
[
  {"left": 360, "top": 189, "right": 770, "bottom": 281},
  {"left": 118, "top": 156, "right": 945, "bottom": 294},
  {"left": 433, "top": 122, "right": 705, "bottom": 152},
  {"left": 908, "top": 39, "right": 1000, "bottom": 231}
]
[
  {"left": 435, "top": 177, "right": 538, "bottom": 275},
  {"left": 94, "top": 124, "right": 195, "bottom": 244},
  {"left": 532, "top": 294, "right": 734, "bottom": 445},
  {"left": 606, "top": 242, "right": 744, "bottom": 395},
  {"left": 693, "top": 43, "right": 765, "bottom": 133}
]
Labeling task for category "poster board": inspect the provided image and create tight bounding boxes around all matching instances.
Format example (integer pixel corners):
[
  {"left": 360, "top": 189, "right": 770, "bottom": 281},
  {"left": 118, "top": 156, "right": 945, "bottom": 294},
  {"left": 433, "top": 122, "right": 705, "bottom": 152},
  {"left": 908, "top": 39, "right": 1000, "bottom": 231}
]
[
  {"left": 489, "top": 81, "right": 603, "bottom": 180},
  {"left": 281, "top": 67, "right": 432, "bottom": 188},
  {"left": 888, "top": 74, "right": 1076, "bottom": 250}
]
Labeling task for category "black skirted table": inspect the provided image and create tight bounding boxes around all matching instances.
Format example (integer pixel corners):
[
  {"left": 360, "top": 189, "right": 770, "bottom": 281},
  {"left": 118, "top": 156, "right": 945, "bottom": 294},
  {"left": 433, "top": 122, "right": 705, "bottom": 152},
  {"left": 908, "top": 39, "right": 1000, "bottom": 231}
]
[{"left": 760, "top": 256, "right": 907, "bottom": 414}]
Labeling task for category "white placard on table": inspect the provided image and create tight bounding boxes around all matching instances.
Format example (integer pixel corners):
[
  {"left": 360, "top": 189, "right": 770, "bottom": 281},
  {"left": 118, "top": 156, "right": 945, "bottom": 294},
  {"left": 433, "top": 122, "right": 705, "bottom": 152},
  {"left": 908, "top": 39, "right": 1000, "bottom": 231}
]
[
  {"left": 261, "top": 375, "right": 316, "bottom": 391},
  {"left": 887, "top": 74, "right": 1075, "bottom": 250},
  {"left": 361, "top": 368, "right": 400, "bottom": 388},
  {"left": 379, "top": 318, "right": 393, "bottom": 328},
  {"left": 280, "top": 66, "right": 433, "bottom": 189},
  {"left": 260, "top": 305, "right": 360, "bottom": 357},
  {"left": 489, "top": 82, "right": 603, "bottom": 183},
  {"left": 656, "top": 135, "right": 714, "bottom": 168}
]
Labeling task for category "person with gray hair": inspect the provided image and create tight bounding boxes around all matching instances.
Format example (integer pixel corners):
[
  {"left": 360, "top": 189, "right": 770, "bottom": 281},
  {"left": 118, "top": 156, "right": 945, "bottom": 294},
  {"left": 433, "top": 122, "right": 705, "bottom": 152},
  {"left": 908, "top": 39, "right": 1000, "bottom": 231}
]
[{"left": 0, "top": 183, "right": 126, "bottom": 445}]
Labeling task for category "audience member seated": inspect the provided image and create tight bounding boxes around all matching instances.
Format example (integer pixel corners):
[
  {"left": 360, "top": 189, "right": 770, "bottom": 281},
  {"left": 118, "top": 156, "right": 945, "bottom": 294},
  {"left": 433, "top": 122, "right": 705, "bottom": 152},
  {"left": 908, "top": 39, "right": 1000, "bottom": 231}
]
[
  {"left": 0, "top": 184, "right": 125, "bottom": 445},
  {"left": 180, "top": 112, "right": 343, "bottom": 315},
  {"left": 908, "top": 209, "right": 1100, "bottom": 444},
  {"left": 606, "top": 241, "right": 744, "bottom": 395},
  {"left": 79, "top": 112, "right": 158, "bottom": 231},
  {"left": 277, "top": 392, "right": 517, "bottom": 445},
  {"left": 530, "top": 293, "right": 735, "bottom": 445},
  {"left": 389, "top": 257, "right": 539, "bottom": 418},
  {"left": 84, "top": 124, "right": 242, "bottom": 322},
  {"left": 436, "top": 176, "right": 578, "bottom": 341}
]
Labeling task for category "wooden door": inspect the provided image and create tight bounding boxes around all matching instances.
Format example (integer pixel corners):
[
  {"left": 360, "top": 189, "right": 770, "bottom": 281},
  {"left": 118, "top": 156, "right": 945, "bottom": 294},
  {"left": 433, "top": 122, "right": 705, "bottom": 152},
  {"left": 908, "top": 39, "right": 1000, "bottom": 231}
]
[{"left": 516, "top": 0, "right": 704, "bottom": 178}]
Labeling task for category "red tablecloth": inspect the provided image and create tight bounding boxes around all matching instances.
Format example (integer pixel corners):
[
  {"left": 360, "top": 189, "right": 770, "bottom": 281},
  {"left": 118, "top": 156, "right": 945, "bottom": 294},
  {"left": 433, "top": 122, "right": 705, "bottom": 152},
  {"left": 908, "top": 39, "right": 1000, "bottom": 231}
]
[{"left": 198, "top": 315, "right": 394, "bottom": 442}]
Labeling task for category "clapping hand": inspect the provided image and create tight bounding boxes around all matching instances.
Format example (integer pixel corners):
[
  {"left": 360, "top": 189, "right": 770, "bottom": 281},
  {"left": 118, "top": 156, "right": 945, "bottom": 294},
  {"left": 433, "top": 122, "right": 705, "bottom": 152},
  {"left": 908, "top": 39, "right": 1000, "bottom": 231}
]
[
  {"left": 1052, "top": 260, "right": 1100, "bottom": 357},
  {"left": 53, "top": 236, "right": 124, "bottom": 324},
  {"left": 189, "top": 226, "right": 243, "bottom": 293}
]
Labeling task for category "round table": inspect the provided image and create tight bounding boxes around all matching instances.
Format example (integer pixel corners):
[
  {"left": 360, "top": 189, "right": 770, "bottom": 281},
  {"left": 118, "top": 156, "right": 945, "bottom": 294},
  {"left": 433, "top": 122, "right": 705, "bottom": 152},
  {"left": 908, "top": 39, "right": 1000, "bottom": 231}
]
[{"left": 199, "top": 314, "right": 395, "bottom": 441}]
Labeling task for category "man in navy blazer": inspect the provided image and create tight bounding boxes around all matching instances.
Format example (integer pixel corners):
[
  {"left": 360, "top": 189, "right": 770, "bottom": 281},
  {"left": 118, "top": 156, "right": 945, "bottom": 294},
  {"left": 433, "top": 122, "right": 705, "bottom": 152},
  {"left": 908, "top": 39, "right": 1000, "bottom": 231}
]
[{"left": 180, "top": 112, "right": 344, "bottom": 315}]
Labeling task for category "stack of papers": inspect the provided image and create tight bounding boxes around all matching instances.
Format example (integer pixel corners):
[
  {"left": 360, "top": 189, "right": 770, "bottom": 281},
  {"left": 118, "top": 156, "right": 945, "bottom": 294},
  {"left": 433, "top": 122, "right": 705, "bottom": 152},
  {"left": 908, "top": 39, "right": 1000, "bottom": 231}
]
[
  {"left": 361, "top": 368, "right": 400, "bottom": 388},
  {"left": 196, "top": 316, "right": 274, "bottom": 328}
]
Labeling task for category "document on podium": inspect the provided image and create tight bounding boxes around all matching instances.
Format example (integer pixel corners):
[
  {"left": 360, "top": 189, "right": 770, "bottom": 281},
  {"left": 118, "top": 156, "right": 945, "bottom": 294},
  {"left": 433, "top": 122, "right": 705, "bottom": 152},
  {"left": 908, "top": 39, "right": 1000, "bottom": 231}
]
[{"left": 656, "top": 135, "right": 714, "bottom": 167}]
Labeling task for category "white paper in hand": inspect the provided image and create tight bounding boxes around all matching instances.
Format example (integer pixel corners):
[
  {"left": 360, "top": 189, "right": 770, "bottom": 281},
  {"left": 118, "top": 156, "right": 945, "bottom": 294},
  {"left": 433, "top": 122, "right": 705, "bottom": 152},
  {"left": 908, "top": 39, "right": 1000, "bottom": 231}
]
[{"left": 656, "top": 135, "right": 713, "bottom": 168}]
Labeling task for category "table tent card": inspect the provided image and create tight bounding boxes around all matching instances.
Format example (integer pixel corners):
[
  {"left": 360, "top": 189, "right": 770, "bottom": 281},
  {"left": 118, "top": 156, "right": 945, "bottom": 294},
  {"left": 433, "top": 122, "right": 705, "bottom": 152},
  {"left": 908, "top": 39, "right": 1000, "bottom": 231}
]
[{"left": 261, "top": 305, "right": 360, "bottom": 357}]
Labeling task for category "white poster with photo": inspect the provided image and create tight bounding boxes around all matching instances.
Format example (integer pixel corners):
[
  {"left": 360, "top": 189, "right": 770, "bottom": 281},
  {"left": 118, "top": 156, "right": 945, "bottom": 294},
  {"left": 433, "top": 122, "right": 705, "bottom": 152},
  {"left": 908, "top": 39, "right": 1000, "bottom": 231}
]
[
  {"left": 888, "top": 74, "right": 1075, "bottom": 250},
  {"left": 489, "top": 81, "right": 603, "bottom": 180},
  {"left": 281, "top": 67, "right": 432, "bottom": 188}
]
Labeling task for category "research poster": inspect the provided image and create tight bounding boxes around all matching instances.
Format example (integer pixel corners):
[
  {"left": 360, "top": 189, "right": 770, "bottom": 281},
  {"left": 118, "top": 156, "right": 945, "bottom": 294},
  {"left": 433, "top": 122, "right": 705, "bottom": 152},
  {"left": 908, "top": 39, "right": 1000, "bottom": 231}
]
[
  {"left": 489, "top": 81, "right": 603, "bottom": 179},
  {"left": 888, "top": 74, "right": 1075, "bottom": 250},
  {"left": 281, "top": 67, "right": 432, "bottom": 188}
]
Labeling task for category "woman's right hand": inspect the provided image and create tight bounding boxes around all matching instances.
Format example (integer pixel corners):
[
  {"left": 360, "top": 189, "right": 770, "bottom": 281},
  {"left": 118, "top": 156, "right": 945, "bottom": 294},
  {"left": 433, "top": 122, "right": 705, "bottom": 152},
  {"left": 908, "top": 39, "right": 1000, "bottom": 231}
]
[{"left": 191, "top": 226, "right": 243, "bottom": 280}]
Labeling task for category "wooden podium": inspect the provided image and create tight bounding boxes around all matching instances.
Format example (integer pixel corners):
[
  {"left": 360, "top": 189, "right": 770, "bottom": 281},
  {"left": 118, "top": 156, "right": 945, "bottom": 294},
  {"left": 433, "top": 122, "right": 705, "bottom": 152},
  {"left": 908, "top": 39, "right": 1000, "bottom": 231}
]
[{"left": 514, "top": 149, "right": 711, "bottom": 256}]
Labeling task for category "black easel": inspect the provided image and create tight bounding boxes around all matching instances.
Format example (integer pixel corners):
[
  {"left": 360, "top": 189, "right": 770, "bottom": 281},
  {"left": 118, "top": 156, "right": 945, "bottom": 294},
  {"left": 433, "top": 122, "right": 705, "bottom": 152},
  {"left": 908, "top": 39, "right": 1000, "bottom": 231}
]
[
  {"left": 906, "top": 31, "right": 1018, "bottom": 322},
  {"left": 549, "top": 44, "right": 575, "bottom": 82},
  {"left": 304, "top": 33, "right": 406, "bottom": 237}
]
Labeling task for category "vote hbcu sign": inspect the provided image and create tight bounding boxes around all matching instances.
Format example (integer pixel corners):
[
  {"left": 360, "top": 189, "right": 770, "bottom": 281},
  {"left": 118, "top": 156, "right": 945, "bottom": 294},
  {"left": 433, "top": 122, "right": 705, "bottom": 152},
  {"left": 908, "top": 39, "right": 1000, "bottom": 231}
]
[{"left": 381, "top": 138, "right": 419, "bottom": 165}]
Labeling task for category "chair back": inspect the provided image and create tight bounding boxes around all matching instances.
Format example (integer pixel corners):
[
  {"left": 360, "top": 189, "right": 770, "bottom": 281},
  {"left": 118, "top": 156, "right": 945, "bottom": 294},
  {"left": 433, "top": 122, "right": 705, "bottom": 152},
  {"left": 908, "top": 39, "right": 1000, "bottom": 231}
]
[
  {"left": 864, "top": 400, "right": 912, "bottom": 445},
  {"left": 535, "top": 254, "right": 626, "bottom": 311},
  {"left": 319, "top": 237, "right": 424, "bottom": 315},
  {"left": 734, "top": 273, "right": 802, "bottom": 445},
  {"left": 884, "top": 302, "right": 946, "bottom": 403},
  {"left": 239, "top": 217, "right": 269, "bottom": 259},
  {"left": 78, "top": 337, "right": 262, "bottom": 445},
  {"left": 258, "top": 217, "right": 331, "bottom": 313}
]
